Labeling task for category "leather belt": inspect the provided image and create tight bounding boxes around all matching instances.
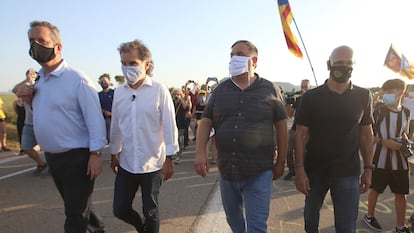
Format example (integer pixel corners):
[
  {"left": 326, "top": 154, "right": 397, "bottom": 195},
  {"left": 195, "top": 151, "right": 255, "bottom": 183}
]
[{"left": 47, "top": 148, "right": 89, "bottom": 157}]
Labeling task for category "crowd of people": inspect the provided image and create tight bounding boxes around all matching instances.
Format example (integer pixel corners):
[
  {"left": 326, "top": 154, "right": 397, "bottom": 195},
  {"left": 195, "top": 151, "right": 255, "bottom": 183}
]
[{"left": 3, "top": 19, "right": 414, "bottom": 233}]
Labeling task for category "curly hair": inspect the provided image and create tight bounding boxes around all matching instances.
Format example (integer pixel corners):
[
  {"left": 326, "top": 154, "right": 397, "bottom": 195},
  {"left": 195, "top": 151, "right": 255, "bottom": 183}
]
[{"left": 118, "top": 39, "right": 154, "bottom": 77}]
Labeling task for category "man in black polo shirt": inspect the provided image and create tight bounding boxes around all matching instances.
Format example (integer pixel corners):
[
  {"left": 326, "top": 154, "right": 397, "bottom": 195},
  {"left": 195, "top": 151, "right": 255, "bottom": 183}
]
[
  {"left": 194, "top": 40, "right": 288, "bottom": 233},
  {"left": 294, "top": 45, "right": 374, "bottom": 233}
]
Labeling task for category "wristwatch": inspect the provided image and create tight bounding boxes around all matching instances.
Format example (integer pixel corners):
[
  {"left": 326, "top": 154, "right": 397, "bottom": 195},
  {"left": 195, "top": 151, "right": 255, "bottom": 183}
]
[
  {"left": 166, "top": 155, "right": 175, "bottom": 160},
  {"left": 90, "top": 151, "right": 102, "bottom": 157},
  {"left": 363, "top": 164, "right": 375, "bottom": 170}
]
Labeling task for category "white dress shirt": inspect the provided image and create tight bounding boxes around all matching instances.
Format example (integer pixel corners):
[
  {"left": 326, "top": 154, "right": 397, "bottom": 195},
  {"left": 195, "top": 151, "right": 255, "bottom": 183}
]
[
  {"left": 32, "top": 60, "right": 106, "bottom": 153},
  {"left": 110, "top": 77, "right": 179, "bottom": 174}
]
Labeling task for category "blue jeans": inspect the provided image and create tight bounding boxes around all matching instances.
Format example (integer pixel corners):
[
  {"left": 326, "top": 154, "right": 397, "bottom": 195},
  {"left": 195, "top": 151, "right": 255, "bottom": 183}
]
[
  {"left": 219, "top": 170, "right": 273, "bottom": 233},
  {"left": 113, "top": 167, "right": 163, "bottom": 233},
  {"left": 304, "top": 174, "right": 360, "bottom": 233}
]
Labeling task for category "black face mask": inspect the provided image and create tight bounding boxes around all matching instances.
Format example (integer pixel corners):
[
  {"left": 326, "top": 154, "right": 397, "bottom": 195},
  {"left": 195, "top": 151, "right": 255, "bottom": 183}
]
[
  {"left": 29, "top": 42, "right": 56, "bottom": 63},
  {"left": 330, "top": 65, "right": 353, "bottom": 83}
]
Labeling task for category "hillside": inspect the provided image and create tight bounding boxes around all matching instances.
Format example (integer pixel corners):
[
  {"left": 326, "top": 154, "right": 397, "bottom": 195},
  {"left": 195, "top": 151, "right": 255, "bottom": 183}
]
[{"left": 275, "top": 82, "right": 299, "bottom": 93}]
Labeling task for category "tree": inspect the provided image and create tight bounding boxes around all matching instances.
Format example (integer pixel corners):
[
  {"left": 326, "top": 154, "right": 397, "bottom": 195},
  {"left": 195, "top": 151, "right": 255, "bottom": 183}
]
[{"left": 114, "top": 75, "right": 125, "bottom": 85}]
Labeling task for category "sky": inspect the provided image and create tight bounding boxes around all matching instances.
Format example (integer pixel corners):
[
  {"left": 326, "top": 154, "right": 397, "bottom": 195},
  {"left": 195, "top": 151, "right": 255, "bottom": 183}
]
[{"left": 1, "top": 0, "right": 413, "bottom": 92}]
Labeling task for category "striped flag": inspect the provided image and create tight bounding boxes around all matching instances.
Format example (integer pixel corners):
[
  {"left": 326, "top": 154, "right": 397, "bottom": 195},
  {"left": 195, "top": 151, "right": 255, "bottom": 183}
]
[
  {"left": 278, "top": 0, "right": 303, "bottom": 58},
  {"left": 383, "top": 45, "right": 401, "bottom": 73},
  {"left": 401, "top": 54, "right": 414, "bottom": 80}
]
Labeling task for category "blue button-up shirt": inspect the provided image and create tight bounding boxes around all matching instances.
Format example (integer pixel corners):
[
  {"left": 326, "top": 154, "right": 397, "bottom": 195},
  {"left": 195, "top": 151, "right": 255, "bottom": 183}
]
[{"left": 32, "top": 60, "right": 106, "bottom": 153}]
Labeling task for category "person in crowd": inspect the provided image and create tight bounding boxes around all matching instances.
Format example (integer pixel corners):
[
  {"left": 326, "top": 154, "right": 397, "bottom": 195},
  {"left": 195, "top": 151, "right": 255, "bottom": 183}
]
[
  {"left": 0, "top": 97, "right": 11, "bottom": 152},
  {"left": 192, "top": 89, "right": 217, "bottom": 163},
  {"left": 182, "top": 82, "right": 194, "bottom": 148},
  {"left": 194, "top": 40, "right": 288, "bottom": 233},
  {"left": 192, "top": 90, "right": 207, "bottom": 141},
  {"left": 294, "top": 45, "right": 374, "bottom": 233},
  {"left": 18, "top": 20, "right": 106, "bottom": 233},
  {"left": 363, "top": 79, "right": 412, "bottom": 233},
  {"left": 13, "top": 72, "right": 49, "bottom": 175},
  {"left": 13, "top": 97, "right": 25, "bottom": 155},
  {"left": 98, "top": 73, "right": 114, "bottom": 144},
  {"left": 283, "top": 79, "right": 311, "bottom": 180},
  {"left": 204, "top": 78, "right": 220, "bottom": 164},
  {"left": 402, "top": 84, "right": 414, "bottom": 137},
  {"left": 187, "top": 81, "right": 199, "bottom": 142},
  {"left": 110, "top": 39, "right": 178, "bottom": 233},
  {"left": 373, "top": 90, "right": 384, "bottom": 109},
  {"left": 13, "top": 68, "right": 38, "bottom": 155},
  {"left": 172, "top": 88, "right": 191, "bottom": 164}
]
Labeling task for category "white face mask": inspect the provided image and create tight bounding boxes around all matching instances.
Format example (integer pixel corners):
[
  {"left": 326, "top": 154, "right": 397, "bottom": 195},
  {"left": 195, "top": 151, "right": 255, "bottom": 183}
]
[
  {"left": 121, "top": 65, "right": 143, "bottom": 85},
  {"left": 229, "top": 55, "right": 249, "bottom": 77}
]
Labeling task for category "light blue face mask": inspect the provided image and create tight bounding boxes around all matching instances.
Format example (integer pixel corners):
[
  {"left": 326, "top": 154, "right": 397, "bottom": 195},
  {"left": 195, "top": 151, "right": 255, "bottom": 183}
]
[
  {"left": 121, "top": 65, "right": 142, "bottom": 85},
  {"left": 199, "top": 96, "right": 206, "bottom": 103},
  {"left": 383, "top": 93, "right": 397, "bottom": 105}
]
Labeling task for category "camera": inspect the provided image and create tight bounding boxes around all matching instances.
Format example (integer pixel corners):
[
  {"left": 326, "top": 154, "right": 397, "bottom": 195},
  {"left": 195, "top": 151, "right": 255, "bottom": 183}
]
[
  {"left": 394, "top": 138, "right": 414, "bottom": 158},
  {"left": 207, "top": 77, "right": 217, "bottom": 83}
]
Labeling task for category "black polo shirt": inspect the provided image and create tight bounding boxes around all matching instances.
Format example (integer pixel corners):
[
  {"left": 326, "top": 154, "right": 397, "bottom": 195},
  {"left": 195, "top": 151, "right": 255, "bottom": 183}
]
[
  {"left": 294, "top": 80, "right": 373, "bottom": 177},
  {"left": 202, "top": 75, "right": 287, "bottom": 181}
]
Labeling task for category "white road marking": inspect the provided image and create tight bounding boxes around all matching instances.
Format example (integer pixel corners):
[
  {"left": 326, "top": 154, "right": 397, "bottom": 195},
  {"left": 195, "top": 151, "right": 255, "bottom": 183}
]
[{"left": 0, "top": 167, "right": 36, "bottom": 181}]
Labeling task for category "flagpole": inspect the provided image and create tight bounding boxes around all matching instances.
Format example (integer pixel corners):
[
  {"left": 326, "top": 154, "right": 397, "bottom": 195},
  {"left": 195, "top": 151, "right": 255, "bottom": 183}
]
[{"left": 292, "top": 17, "right": 318, "bottom": 87}]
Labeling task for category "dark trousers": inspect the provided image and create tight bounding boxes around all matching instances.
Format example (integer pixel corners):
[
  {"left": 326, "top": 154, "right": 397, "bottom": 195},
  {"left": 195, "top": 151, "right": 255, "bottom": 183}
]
[
  {"left": 113, "top": 167, "right": 163, "bottom": 233},
  {"left": 184, "top": 118, "right": 191, "bottom": 147},
  {"left": 286, "top": 128, "right": 295, "bottom": 172},
  {"left": 46, "top": 150, "right": 105, "bottom": 233}
]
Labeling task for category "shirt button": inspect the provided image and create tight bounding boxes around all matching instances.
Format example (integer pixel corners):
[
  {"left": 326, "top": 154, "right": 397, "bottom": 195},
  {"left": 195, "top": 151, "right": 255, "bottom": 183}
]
[
  {"left": 240, "top": 100, "right": 244, "bottom": 104},
  {"left": 238, "top": 113, "right": 242, "bottom": 116},
  {"left": 233, "top": 138, "right": 236, "bottom": 142},
  {"left": 232, "top": 165, "right": 235, "bottom": 168},
  {"left": 234, "top": 125, "right": 238, "bottom": 129},
  {"left": 232, "top": 152, "right": 236, "bottom": 155}
]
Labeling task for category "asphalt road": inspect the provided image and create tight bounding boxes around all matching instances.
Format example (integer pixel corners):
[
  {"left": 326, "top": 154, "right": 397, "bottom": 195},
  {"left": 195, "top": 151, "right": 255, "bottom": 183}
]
[{"left": 1, "top": 142, "right": 414, "bottom": 233}]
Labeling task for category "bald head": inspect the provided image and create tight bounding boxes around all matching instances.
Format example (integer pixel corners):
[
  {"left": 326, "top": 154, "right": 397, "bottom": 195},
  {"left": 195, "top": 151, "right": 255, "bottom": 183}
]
[
  {"left": 329, "top": 45, "right": 354, "bottom": 66},
  {"left": 327, "top": 45, "right": 354, "bottom": 83}
]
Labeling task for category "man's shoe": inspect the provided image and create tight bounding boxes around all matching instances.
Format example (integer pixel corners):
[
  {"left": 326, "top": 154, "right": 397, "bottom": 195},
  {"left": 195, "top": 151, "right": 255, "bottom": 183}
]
[
  {"left": 395, "top": 226, "right": 411, "bottom": 233},
  {"left": 283, "top": 172, "right": 295, "bottom": 180},
  {"left": 33, "top": 164, "right": 47, "bottom": 176},
  {"left": 174, "top": 156, "right": 181, "bottom": 164},
  {"left": 1, "top": 146, "right": 11, "bottom": 152},
  {"left": 363, "top": 214, "right": 383, "bottom": 231}
]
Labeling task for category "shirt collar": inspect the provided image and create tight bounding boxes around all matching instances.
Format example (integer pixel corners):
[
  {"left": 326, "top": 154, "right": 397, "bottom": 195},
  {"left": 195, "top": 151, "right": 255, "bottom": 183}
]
[
  {"left": 39, "top": 60, "right": 68, "bottom": 81},
  {"left": 122, "top": 75, "right": 153, "bottom": 90},
  {"left": 322, "top": 79, "right": 354, "bottom": 93}
]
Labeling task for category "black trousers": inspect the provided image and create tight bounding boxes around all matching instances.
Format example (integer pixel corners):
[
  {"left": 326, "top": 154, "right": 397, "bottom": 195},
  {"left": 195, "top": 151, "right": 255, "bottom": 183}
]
[
  {"left": 46, "top": 149, "right": 105, "bottom": 233},
  {"left": 113, "top": 168, "right": 163, "bottom": 233}
]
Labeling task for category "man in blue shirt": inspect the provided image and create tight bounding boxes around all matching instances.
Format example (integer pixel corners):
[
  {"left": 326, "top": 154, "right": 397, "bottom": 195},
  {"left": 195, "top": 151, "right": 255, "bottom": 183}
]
[
  {"left": 98, "top": 73, "right": 114, "bottom": 144},
  {"left": 21, "top": 20, "right": 107, "bottom": 233}
]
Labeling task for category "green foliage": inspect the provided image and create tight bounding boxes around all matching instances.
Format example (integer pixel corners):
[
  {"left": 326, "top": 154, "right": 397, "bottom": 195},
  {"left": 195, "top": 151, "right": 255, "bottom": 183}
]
[
  {"left": 114, "top": 75, "right": 125, "bottom": 84},
  {"left": 0, "top": 93, "right": 17, "bottom": 124}
]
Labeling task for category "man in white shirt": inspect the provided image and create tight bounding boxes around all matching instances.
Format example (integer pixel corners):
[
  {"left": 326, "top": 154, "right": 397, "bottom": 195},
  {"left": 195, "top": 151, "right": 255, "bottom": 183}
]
[{"left": 110, "top": 39, "right": 179, "bottom": 233}]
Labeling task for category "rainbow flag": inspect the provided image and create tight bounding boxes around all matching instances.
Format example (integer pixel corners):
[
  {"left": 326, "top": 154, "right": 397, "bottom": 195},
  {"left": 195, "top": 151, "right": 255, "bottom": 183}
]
[{"left": 278, "top": 0, "right": 303, "bottom": 58}]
